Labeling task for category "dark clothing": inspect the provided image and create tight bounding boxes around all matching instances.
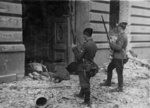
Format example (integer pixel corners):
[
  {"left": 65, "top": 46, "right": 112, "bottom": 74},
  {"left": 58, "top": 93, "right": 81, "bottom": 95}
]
[
  {"left": 53, "top": 65, "right": 70, "bottom": 80},
  {"left": 83, "top": 28, "right": 93, "bottom": 36},
  {"left": 107, "top": 31, "right": 128, "bottom": 89},
  {"left": 82, "top": 40, "right": 97, "bottom": 61},
  {"left": 72, "top": 38, "right": 97, "bottom": 102},
  {"left": 79, "top": 69, "right": 91, "bottom": 89},
  {"left": 110, "top": 32, "right": 128, "bottom": 59},
  {"left": 73, "top": 39, "right": 97, "bottom": 64},
  {"left": 66, "top": 62, "right": 78, "bottom": 75},
  {"left": 78, "top": 70, "right": 91, "bottom": 103},
  {"left": 73, "top": 39, "right": 97, "bottom": 88},
  {"left": 107, "top": 59, "right": 128, "bottom": 88}
]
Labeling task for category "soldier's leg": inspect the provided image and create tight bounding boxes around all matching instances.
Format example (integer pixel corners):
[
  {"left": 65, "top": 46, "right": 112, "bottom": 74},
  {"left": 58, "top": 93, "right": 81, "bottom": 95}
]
[
  {"left": 78, "top": 70, "right": 91, "bottom": 106},
  {"left": 74, "top": 87, "right": 85, "bottom": 98},
  {"left": 113, "top": 59, "right": 124, "bottom": 92},
  {"left": 101, "top": 59, "right": 115, "bottom": 86},
  {"left": 107, "top": 59, "right": 116, "bottom": 84},
  {"left": 78, "top": 71, "right": 90, "bottom": 90},
  {"left": 83, "top": 72, "right": 91, "bottom": 107},
  {"left": 84, "top": 87, "right": 90, "bottom": 106},
  {"left": 75, "top": 71, "right": 85, "bottom": 98}
]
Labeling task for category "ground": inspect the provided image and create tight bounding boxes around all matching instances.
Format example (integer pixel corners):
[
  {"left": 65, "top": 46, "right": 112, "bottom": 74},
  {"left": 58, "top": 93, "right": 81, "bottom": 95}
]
[{"left": 0, "top": 60, "right": 150, "bottom": 108}]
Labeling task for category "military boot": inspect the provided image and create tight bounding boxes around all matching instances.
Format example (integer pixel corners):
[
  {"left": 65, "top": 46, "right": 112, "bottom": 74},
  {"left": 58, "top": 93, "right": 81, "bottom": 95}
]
[
  {"left": 110, "top": 87, "right": 123, "bottom": 92},
  {"left": 82, "top": 91, "right": 91, "bottom": 107},
  {"left": 100, "top": 80, "right": 111, "bottom": 86},
  {"left": 74, "top": 88, "right": 85, "bottom": 99}
]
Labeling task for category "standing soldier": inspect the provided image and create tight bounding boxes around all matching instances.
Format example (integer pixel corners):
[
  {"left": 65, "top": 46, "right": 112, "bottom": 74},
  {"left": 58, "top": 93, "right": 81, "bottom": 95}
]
[
  {"left": 72, "top": 28, "right": 98, "bottom": 107},
  {"left": 101, "top": 22, "right": 128, "bottom": 92}
]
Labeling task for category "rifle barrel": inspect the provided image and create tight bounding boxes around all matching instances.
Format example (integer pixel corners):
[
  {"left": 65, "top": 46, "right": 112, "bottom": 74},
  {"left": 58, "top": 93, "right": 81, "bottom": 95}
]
[{"left": 101, "top": 15, "right": 111, "bottom": 47}]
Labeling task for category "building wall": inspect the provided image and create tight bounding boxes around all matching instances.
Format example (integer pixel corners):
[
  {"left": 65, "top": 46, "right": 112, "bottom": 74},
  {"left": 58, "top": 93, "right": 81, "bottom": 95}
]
[
  {"left": 75, "top": 0, "right": 90, "bottom": 45},
  {"left": 75, "top": 0, "right": 110, "bottom": 66},
  {"left": 0, "top": 0, "right": 25, "bottom": 83},
  {"left": 75, "top": 0, "right": 150, "bottom": 66},
  {"left": 120, "top": 0, "right": 150, "bottom": 59},
  {"left": 130, "top": 1, "right": 150, "bottom": 59},
  {"left": 89, "top": 0, "right": 110, "bottom": 66}
]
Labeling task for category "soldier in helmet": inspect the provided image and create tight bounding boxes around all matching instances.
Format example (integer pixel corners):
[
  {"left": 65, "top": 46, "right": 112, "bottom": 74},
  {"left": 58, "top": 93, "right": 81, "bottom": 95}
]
[{"left": 72, "top": 28, "right": 98, "bottom": 107}]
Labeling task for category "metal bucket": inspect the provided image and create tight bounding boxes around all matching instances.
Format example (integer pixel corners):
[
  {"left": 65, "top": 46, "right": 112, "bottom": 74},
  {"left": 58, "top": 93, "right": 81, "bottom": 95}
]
[{"left": 35, "top": 96, "right": 48, "bottom": 108}]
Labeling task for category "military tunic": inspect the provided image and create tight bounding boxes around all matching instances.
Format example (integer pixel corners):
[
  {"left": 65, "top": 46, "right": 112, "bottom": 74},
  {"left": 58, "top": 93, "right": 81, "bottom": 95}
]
[
  {"left": 111, "top": 32, "right": 128, "bottom": 59},
  {"left": 107, "top": 32, "right": 128, "bottom": 88},
  {"left": 73, "top": 38, "right": 97, "bottom": 89}
]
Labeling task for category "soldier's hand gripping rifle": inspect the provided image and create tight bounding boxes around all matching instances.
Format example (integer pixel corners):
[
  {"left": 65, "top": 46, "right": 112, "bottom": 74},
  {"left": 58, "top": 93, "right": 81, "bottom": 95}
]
[
  {"left": 70, "top": 21, "right": 84, "bottom": 59},
  {"left": 69, "top": 14, "right": 83, "bottom": 51}
]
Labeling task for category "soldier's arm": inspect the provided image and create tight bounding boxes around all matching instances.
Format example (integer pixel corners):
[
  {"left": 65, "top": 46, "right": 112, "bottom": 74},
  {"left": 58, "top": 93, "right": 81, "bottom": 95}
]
[
  {"left": 76, "top": 44, "right": 86, "bottom": 60},
  {"left": 72, "top": 44, "right": 85, "bottom": 61},
  {"left": 110, "top": 36, "right": 125, "bottom": 51}
]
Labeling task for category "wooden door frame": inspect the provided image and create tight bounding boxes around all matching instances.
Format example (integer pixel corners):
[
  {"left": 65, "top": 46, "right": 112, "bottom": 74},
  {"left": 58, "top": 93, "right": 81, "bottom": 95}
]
[
  {"left": 53, "top": 17, "right": 69, "bottom": 65},
  {"left": 67, "top": 0, "right": 76, "bottom": 64}
]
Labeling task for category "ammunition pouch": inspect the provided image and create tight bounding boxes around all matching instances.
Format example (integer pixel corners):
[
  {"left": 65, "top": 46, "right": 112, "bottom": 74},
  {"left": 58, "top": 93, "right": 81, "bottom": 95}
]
[
  {"left": 113, "top": 49, "right": 122, "bottom": 53},
  {"left": 83, "top": 60, "right": 99, "bottom": 77},
  {"left": 123, "top": 58, "right": 128, "bottom": 64}
]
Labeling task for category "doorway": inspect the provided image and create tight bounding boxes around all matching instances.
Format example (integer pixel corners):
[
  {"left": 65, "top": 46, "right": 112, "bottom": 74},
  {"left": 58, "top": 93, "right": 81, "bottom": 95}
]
[
  {"left": 110, "top": 0, "right": 119, "bottom": 29},
  {"left": 53, "top": 18, "right": 68, "bottom": 64},
  {"left": 22, "top": 0, "right": 70, "bottom": 65}
]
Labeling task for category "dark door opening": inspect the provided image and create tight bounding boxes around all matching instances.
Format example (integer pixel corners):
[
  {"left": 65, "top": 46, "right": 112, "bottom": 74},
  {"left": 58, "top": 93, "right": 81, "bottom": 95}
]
[
  {"left": 22, "top": 0, "right": 70, "bottom": 65},
  {"left": 110, "top": 0, "right": 119, "bottom": 29}
]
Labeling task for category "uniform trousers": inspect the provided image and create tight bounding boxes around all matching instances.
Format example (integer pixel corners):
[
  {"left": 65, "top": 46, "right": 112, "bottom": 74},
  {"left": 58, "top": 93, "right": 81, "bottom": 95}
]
[
  {"left": 107, "top": 58, "right": 127, "bottom": 88},
  {"left": 78, "top": 70, "right": 91, "bottom": 102}
]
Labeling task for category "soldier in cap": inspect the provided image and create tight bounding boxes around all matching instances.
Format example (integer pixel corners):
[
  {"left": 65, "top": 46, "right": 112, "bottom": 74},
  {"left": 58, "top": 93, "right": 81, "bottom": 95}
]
[
  {"left": 72, "top": 28, "right": 98, "bottom": 106},
  {"left": 101, "top": 22, "right": 128, "bottom": 92}
]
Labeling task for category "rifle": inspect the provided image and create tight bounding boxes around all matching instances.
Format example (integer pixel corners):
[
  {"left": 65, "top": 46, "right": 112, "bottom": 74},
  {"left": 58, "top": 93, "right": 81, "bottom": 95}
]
[
  {"left": 70, "top": 16, "right": 76, "bottom": 45},
  {"left": 69, "top": 14, "right": 84, "bottom": 51},
  {"left": 101, "top": 15, "right": 111, "bottom": 48}
]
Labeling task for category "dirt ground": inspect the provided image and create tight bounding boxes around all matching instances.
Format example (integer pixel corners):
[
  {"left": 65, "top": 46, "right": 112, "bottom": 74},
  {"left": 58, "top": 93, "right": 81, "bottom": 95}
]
[{"left": 0, "top": 60, "right": 150, "bottom": 108}]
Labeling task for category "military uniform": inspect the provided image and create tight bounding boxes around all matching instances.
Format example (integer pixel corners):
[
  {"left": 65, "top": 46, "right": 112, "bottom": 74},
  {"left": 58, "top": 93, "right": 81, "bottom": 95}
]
[
  {"left": 73, "top": 38, "right": 97, "bottom": 105},
  {"left": 105, "top": 31, "right": 128, "bottom": 91}
]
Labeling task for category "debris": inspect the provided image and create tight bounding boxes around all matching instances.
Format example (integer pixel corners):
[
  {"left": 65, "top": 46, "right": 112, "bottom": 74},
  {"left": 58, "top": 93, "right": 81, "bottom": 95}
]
[
  {"left": 22, "top": 85, "right": 71, "bottom": 89},
  {"left": 0, "top": 87, "right": 2, "bottom": 90},
  {"left": 28, "top": 73, "right": 34, "bottom": 79},
  {"left": 9, "top": 85, "right": 18, "bottom": 90},
  {"left": 1, "top": 57, "right": 150, "bottom": 108},
  {"left": 101, "top": 50, "right": 150, "bottom": 74},
  {"left": 113, "top": 104, "right": 119, "bottom": 108}
]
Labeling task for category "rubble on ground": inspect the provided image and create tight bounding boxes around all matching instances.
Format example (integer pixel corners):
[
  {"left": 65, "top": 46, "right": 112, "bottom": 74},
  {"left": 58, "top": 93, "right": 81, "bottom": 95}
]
[
  {"left": 0, "top": 62, "right": 150, "bottom": 108},
  {"left": 1, "top": 52, "right": 150, "bottom": 108}
]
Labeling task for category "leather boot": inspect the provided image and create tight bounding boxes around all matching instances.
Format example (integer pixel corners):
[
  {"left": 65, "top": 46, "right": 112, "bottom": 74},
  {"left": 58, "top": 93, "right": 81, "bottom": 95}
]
[
  {"left": 100, "top": 80, "right": 111, "bottom": 86},
  {"left": 110, "top": 87, "right": 123, "bottom": 92},
  {"left": 83, "top": 91, "right": 91, "bottom": 107},
  {"left": 74, "top": 88, "right": 85, "bottom": 99}
]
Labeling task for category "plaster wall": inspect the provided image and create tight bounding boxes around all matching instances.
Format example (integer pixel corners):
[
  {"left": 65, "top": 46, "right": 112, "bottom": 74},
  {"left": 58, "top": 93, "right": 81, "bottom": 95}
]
[
  {"left": 75, "top": 0, "right": 110, "bottom": 66},
  {"left": 120, "top": 0, "right": 150, "bottom": 59}
]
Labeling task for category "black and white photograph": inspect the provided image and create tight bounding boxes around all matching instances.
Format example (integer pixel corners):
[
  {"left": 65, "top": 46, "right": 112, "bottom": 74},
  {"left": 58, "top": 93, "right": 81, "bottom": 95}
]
[{"left": 0, "top": 0, "right": 150, "bottom": 108}]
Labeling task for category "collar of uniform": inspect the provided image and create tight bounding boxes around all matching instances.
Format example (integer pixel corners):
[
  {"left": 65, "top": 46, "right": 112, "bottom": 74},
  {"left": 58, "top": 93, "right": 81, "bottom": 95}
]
[
  {"left": 119, "top": 31, "right": 125, "bottom": 36},
  {"left": 86, "top": 38, "right": 93, "bottom": 42}
]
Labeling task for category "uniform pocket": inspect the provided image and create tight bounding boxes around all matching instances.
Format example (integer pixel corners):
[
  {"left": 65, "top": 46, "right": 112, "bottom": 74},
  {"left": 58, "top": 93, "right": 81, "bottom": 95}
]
[
  {"left": 123, "top": 58, "right": 128, "bottom": 64},
  {"left": 90, "top": 62, "right": 99, "bottom": 77},
  {"left": 84, "top": 63, "right": 91, "bottom": 72}
]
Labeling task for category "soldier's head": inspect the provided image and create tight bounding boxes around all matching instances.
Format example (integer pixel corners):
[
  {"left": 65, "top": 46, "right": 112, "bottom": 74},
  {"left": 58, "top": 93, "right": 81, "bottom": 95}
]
[
  {"left": 83, "top": 28, "right": 93, "bottom": 41},
  {"left": 117, "top": 22, "right": 128, "bottom": 33}
]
